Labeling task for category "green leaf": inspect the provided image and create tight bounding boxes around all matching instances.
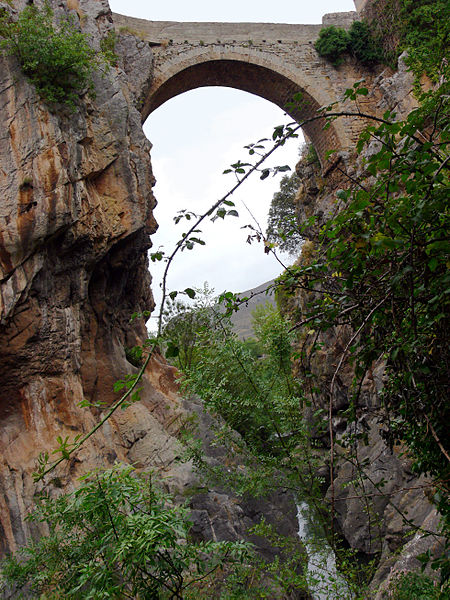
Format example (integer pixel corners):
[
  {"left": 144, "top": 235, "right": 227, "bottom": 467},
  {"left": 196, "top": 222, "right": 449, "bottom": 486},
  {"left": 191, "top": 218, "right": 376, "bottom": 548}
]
[
  {"left": 113, "top": 381, "right": 125, "bottom": 393},
  {"left": 428, "top": 257, "right": 439, "bottom": 272},
  {"left": 165, "top": 343, "right": 179, "bottom": 358},
  {"left": 184, "top": 288, "right": 196, "bottom": 299}
]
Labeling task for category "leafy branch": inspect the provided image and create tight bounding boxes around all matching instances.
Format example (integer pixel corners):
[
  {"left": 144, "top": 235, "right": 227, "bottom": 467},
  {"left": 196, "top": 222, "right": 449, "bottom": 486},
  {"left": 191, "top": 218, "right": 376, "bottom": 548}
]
[{"left": 33, "top": 344, "right": 155, "bottom": 481}]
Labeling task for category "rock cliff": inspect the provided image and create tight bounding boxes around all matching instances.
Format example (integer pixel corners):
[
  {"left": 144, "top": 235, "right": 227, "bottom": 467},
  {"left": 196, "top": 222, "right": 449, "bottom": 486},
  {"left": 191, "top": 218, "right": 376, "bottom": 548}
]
[
  {"left": 0, "top": 0, "right": 300, "bottom": 586},
  {"left": 0, "top": 0, "right": 158, "bottom": 554}
]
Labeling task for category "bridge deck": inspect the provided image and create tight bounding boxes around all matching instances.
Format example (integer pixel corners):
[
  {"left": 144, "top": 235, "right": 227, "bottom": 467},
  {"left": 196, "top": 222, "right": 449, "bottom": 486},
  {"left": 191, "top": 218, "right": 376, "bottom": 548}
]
[{"left": 112, "top": 13, "right": 352, "bottom": 44}]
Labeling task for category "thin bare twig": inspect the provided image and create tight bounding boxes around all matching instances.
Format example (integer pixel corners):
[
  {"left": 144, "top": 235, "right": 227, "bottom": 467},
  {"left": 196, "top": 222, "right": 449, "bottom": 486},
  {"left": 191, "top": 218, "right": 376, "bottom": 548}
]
[{"left": 424, "top": 414, "right": 450, "bottom": 463}]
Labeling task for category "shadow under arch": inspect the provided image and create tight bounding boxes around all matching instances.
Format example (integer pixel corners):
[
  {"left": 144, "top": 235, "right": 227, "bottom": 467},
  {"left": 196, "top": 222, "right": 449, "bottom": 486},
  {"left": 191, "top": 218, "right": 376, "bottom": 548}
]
[{"left": 142, "top": 59, "right": 340, "bottom": 167}]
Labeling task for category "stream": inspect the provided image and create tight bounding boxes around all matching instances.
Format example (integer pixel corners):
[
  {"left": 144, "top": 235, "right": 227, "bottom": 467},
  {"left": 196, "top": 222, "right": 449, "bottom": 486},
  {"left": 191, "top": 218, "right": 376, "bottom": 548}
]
[{"left": 296, "top": 501, "right": 354, "bottom": 600}]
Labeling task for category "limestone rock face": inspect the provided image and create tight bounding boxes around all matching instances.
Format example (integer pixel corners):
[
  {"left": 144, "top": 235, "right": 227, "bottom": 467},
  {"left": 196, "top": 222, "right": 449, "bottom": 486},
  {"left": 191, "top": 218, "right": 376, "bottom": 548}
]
[
  {"left": 371, "top": 53, "right": 417, "bottom": 120},
  {"left": 0, "top": 0, "right": 159, "bottom": 555}
]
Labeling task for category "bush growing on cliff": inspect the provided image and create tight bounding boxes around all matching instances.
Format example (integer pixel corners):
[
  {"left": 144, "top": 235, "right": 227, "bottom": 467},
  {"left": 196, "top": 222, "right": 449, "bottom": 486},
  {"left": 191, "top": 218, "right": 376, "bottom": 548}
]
[
  {"left": 314, "top": 21, "right": 382, "bottom": 67},
  {"left": 314, "top": 25, "right": 350, "bottom": 66},
  {"left": 386, "top": 571, "right": 443, "bottom": 600},
  {"left": 398, "top": 0, "right": 450, "bottom": 81},
  {"left": 365, "top": 0, "right": 450, "bottom": 80},
  {"left": 0, "top": 2, "right": 110, "bottom": 108},
  {"left": 348, "top": 20, "right": 383, "bottom": 66}
]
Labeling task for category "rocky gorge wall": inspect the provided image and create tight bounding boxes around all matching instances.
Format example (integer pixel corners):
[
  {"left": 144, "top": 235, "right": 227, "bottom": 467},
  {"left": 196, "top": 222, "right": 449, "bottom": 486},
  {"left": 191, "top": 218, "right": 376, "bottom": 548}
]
[
  {"left": 287, "top": 53, "right": 443, "bottom": 597},
  {"left": 0, "top": 0, "right": 158, "bottom": 554}
]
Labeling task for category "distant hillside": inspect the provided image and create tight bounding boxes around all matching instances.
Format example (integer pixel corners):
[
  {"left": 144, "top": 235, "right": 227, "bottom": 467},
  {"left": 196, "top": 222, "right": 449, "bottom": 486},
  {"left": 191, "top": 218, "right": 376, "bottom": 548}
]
[{"left": 229, "top": 280, "right": 276, "bottom": 340}]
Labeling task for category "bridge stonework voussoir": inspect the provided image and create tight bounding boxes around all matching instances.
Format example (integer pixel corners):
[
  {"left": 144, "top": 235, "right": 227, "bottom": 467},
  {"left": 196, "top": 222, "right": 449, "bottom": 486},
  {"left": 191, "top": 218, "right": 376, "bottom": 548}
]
[{"left": 113, "top": 13, "right": 374, "bottom": 167}]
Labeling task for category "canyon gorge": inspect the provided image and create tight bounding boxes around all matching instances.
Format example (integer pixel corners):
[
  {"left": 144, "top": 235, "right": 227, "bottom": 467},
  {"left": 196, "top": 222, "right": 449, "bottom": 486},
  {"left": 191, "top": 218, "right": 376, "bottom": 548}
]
[{"left": 0, "top": 0, "right": 447, "bottom": 597}]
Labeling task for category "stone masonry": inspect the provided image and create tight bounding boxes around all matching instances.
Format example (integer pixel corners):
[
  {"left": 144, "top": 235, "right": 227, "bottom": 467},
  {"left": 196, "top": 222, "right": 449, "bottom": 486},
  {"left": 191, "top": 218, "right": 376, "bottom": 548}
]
[{"left": 112, "top": 12, "right": 374, "bottom": 166}]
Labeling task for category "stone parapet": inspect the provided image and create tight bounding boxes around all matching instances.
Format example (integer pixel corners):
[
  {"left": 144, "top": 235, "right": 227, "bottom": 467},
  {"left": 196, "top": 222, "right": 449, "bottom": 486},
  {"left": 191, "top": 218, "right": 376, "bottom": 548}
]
[
  {"left": 322, "top": 11, "right": 358, "bottom": 27},
  {"left": 113, "top": 14, "right": 323, "bottom": 43}
]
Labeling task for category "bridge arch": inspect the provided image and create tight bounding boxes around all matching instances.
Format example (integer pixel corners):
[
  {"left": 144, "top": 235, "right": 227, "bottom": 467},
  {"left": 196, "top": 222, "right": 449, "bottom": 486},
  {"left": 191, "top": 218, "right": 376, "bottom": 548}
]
[
  {"left": 113, "top": 14, "right": 369, "bottom": 167},
  {"left": 142, "top": 53, "right": 340, "bottom": 166}
]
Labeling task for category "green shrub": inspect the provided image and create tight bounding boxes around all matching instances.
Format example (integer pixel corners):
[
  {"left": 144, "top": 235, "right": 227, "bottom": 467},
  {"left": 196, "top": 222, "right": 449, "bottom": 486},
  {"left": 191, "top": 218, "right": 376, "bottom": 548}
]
[
  {"left": 0, "top": 3, "right": 107, "bottom": 109},
  {"left": 399, "top": 0, "right": 450, "bottom": 81},
  {"left": 100, "top": 29, "right": 118, "bottom": 67},
  {"left": 314, "top": 25, "right": 350, "bottom": 66},
  {"left": 180, "top": 303, "right": 307, "bottom": 457},
  {"left": 304, "top": 142, "right": 319, "bottom": 165},
  {"left": 364, "top": 0, "right": 450, "bottom": 80},
  {"left": 315, "top": 21, "right": 382, "bottom": 68},
  {"left": 124, "top": 345, "right": 144, "bottom": 367},
  {"left": 0, "top": 465, "right": 251, "bottom": 599},
  {"left": 348, "top": 20, "right": 383, "bottom": 66},
  {"left": 387, "top": 571, "right": 444, "bottom": 600}
]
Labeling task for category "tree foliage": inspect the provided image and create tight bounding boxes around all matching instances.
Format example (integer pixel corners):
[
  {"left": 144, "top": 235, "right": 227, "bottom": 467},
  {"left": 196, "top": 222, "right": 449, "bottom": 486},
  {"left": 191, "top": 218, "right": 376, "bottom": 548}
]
[
  {"left": 386, "top": 571, "right": 443, "bottom": 600},
  {"left": 180, "top": 305, "right": 300, "bottom": 451},
  {"left": 161, "top": 283, "right": 218, "bottom": 371},
  {"left": 397, "top": 0, "right": 450, "bottom": 81},
  {"left": 279, "top": 77, "right": 450, "bottom": 574},
  {"left": 314, "top": 21, "right": 382, "bottom": 67},
  {"left": 0, "top": 465, "right": 251, "bottom": 599},
  {"left": 177, "top": 303, "right": 377, "bottom": 598},
  {"left": 314, "top": 25, "right": 351, "bottom": 67},
  {"left": 365, "top": 0, "right": 450, "bottom": 80},
  {"left": 266, "top": 172, "right": 303, "bottom": 256},
  {"left": 347, "top": 21, "right": 383, "bottom": 66},
  {"left": 312, "top": 5, "right": 450, "bottom": 72}
]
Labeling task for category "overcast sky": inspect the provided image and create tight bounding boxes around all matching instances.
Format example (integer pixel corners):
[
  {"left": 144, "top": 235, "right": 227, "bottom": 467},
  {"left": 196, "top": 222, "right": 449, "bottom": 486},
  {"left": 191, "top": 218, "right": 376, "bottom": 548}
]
[{"left": 109, "top": 1, "right": 356, "bottom": 317}]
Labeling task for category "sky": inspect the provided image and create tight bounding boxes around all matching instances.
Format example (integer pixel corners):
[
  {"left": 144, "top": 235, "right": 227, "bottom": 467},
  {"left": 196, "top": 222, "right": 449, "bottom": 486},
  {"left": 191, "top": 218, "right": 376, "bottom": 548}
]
[{"left": 109, "top": 0, "right": 356, "bottom": 317}]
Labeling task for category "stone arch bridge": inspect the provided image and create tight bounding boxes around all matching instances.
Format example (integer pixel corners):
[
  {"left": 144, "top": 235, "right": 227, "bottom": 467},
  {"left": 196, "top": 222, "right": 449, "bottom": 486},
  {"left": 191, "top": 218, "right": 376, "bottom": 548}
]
[{"left": 113, "top": 10, "right": 371, "bottom": 166}]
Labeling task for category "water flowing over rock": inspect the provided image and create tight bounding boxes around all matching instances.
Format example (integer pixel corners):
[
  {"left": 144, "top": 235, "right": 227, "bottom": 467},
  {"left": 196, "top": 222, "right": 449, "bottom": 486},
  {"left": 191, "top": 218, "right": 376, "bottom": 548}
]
[{"left": 296, "top": 501, "right": 352, "bottom": 600}]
